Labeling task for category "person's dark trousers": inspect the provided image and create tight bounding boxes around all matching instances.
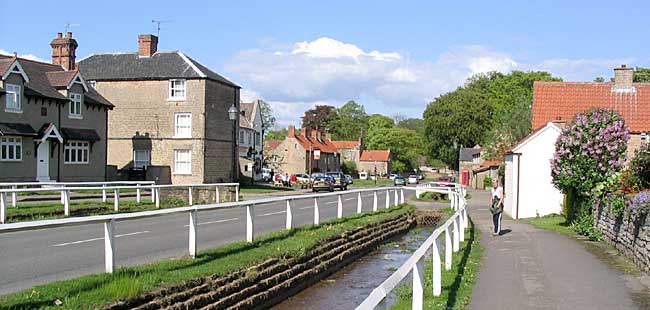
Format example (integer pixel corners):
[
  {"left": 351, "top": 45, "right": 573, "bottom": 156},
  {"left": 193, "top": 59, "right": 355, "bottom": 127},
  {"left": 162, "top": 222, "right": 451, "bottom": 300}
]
[{"left": 492, "top": 212, "right": 502, "bottom": 234}]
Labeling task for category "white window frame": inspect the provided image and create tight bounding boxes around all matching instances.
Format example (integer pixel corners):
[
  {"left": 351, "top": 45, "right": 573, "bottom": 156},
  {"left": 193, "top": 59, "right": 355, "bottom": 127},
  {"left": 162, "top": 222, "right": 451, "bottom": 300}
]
[
  {"left": 174, "top": 113, "right": 192, "bottom": 138},
  {"left": 5, "top": 84, "right": 21, "bottom": 112},
  {"left": 239, "top": 130, "right": 245, "bottom": 144},
  {"left": 173, "top": 149, "right": 192, "bottom": 174},
  {"left": 64, "top": 141, "right": 90, "bottom": 164},
  {"left": 0, "top": 136, "right": 22, "bottom": 161},
  {"left": 69, "top": 93, "right": 82, "bottom": 118},
  {"left": 133, "top": 150, "right": 150, "bottom": 168},
  {"left": 168, "top": 79, "right": 187, "bottom": 100}
]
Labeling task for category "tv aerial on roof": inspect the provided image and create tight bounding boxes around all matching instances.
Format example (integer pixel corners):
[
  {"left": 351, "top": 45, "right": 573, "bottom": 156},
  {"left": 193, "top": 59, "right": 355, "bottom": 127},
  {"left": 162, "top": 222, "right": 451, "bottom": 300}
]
[
  {"left": 152, "top": 19, "right": 172, "bottom": 37},
  {"left": 65, "top": 22, "right": 80, "bottom": 33}
]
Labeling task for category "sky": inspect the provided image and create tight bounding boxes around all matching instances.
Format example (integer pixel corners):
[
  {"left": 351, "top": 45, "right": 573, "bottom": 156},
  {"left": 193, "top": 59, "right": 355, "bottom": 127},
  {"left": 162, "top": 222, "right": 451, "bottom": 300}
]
[{"left": 1, "top": 0, "right": 648, "bottom": 128}]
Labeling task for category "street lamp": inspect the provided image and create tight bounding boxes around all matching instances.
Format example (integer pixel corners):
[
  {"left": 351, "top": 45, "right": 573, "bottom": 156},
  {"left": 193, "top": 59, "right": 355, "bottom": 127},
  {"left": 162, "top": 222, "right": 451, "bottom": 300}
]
[
  {"left": 228, "top": 104, "right": 238, "bottom": 121},
  {"left": 228, "top": 104, "right": 238, "bottom": 183}
]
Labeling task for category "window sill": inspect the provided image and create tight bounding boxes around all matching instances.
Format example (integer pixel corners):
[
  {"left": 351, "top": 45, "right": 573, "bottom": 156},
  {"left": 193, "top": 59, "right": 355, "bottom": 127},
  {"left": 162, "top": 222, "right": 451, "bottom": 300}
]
[
  {"left": 173, "top": 136, "right": 192, "bottom": 139},
  {"left": 68, "top": 115, "right": 83, "bottom": 119},
  {"left": 167, "top": 97, "right": 187, "bottom": 102},
  {"left": 4, "top": 108, "right": 22, "bottom": 114},
  {"left": 64, "top": 162, "right": 89, "bottom": 165},
  {"left": 0, "top": 159, "right": 22, "bottom": 162},
  {"left": 173, "top": 172, "right": 192, "bottom": 175}
]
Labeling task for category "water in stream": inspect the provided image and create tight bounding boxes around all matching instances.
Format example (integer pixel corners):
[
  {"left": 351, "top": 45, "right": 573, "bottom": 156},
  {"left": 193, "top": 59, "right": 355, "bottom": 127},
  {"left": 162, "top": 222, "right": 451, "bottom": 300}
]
[{"left": 273, "top": 227, "right": 433, "bottom": 310}]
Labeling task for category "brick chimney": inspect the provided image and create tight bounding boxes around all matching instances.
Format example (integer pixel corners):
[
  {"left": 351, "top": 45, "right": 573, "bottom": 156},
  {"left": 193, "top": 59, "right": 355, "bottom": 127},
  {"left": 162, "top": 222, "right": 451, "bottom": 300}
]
[
  {"left": 288, "top": 125, "right": 295, "bottom": 137},
  {"left": 614, "top": 64, "right": 634, "bottom": 90},
  {"left": 325, "top": 133, "right": 332, "bottom": 141},
  {"left": 51, "top": 32, "right": 78, "bottom": 71},
  {"left": 138, "top": 34, "right": 158, "bottom": 57},
  {"left": 310, "top": 130, "right": 318, "bottom": 139}
]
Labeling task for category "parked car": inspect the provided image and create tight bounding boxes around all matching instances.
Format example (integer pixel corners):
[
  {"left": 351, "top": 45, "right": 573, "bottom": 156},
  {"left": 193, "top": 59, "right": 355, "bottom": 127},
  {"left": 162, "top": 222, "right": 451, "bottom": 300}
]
[
  {"left": 380, "top": 174, "right": 389, "bottom": 179},
  {"left": 344, "top": 174, "right": 354, "bottom": 185},
  {"left": 311, "top": 173, "right": 326, "bottom": 181},
  {"left": 326, "top": 172, "right": 348, "bottom": 191},
  {"left": 294, "top": 174, "right": 311, "bottom": 183},
  {"left": 359, "top": 171, "right": 368, "bottom": 180},
  {"left": 389, "top": 174, "right": 398, "bottom": 180},
  {"left": 261, "top": 168, "right": 272, "bottom": 182},
  {"left": 370, "top": 174, "right": 378, "bottom": 180},
  {"left": 312, "top": 176, "right": 334, "bottom": 192},
  {"left": 408, "top": 174, "right": 419, "bottom": 184},
  {"left": 394, "top": 176, "right": 406, "bottom": 186},
  {"left": 417, "top": 173, "right": 425, "bottom": 180}
]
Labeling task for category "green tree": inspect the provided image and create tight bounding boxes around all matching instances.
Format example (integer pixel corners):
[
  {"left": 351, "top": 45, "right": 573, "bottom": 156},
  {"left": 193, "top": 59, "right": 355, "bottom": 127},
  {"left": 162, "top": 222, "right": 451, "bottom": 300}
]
[
  {"left": 594, "top": 77, "right": 605, "bottom": 82},
  {"left": 634, "top": 67, "right": 650, "bottom": 82},
  {"left": 265, "top": 128, "right": 288, "bottom": 140},
  {"left": 367, "top": 126, "right": 421, "bottom": 173},
  {"left": 396, "top": 118, "right": 424, "bottom": 135},
  {"left": 328, "top": 101, "right": 369, "bottom": 140}
]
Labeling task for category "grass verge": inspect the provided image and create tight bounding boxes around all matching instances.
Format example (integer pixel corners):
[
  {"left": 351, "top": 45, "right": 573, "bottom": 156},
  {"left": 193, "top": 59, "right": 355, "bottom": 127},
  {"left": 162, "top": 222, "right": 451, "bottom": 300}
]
[
  {"left": 391, "top": 219, "right": 482, "bottom": 310},
  {"left": 238, "top": 184, "right": 294, "bottom": 193},
  {"left": 352, "top": 179, "right": 394, "bottom": 188},
  {"left": 5, "top": 199, "right": 187, "bottom": 223},
  {"left": 0, "top": 204, "right": 415, "bottom": 310}
]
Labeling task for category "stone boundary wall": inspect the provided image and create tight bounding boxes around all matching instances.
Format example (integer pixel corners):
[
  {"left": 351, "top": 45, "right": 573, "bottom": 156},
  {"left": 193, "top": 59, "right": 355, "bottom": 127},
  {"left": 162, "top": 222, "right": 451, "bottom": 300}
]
[
  {"left": 593, "top": 202, "right": 650, "bottom": 273},
  {"left": 160, "top": 186, "right": 237, "bottom": 204}
]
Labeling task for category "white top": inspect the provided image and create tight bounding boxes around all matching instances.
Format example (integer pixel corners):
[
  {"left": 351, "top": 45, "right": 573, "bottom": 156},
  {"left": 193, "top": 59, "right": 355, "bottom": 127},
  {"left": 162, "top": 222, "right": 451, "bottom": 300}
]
[{"left": 491, "top": 186, "right": 503, "bottom": 200}]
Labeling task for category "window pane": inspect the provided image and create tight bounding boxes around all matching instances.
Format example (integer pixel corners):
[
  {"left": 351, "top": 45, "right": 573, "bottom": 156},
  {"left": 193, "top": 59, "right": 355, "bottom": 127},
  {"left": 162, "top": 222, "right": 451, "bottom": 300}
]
[
  {"left": 15, "top": 145, "right": 21, "bottom": 160},
  {"left": 65, "top": 148, "right": 70, "bottom": 162},
  {"left": 8, "top": 145, "right": 13, "bottom": 159},
  {"left": 83, "top": 149, "right": 88, "bottom": 162}
]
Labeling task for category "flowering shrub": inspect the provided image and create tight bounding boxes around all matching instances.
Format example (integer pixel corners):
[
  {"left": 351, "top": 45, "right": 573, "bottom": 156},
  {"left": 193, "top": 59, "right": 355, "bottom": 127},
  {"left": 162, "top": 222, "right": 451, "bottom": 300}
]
[
  {"left": 551, "top": 109, "right": 630, "bottom": 196},
  {"left": 632, "top": 191, "right": 650, "bottom": 216},
  {"left": 631, "top": 143, "right": 650, "bottom": 189}
]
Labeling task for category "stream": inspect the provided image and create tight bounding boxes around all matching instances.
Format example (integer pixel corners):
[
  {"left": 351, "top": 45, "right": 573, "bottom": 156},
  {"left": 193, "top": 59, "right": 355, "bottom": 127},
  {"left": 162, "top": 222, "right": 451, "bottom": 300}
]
[{"left": 273, "top": 226, "right": 433, "bottom": 310}]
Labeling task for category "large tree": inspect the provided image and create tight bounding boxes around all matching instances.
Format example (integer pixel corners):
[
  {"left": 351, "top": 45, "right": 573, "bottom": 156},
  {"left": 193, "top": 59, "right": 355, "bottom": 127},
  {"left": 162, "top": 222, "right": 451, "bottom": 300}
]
[
  {"left": 328, "top": 101, "right": 369, "bottom": 140},
  {"left": 265, "top": 128, "right": 288, "bottom": 140},
  {"left": 634, "top": 67, "right": 650, "bottom": 82},
  {"left": 301, "top": 105, "right": 335, "bottom": 131},
  {"left": 258, "top": 100, "right": 276, "bottom": 133}
]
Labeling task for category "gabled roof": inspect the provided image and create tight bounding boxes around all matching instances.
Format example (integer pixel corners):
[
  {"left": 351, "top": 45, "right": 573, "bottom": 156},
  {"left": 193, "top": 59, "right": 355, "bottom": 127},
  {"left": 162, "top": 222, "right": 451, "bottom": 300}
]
[
  {"left": 295, "top": 135, "right": 338, "bottom": 153},
  {"left": 265, "top": 140, "right": 282, "bottom": 151},
  {"left": 78, "top": 51, "right": 240, "bottom": 88},
  {"left": 0, "top": 55, "right": 113, "bottom": 108},
  {"left": 360, "top": 150, "right": 391, "bottom": 162},
  {"left": 331, "top": 140, "right": 360, "bottom": 149},
  {"left": 239, "top": 101, "right": 256, "bottom": 129},
  {"left": 506, "top": 121, "right": 565, "bottom": 155},
  {"left": 459, "top": 147, "right": 481, "bottom": 161},
  {"left": 533, "top": 81, "right": 650, "bottom": 133}
]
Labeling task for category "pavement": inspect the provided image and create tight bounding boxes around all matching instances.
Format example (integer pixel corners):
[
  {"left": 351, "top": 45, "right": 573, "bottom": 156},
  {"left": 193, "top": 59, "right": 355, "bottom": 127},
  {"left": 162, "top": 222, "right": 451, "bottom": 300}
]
[
  {"left": 0, "top": 187, "right": 413, "bottom": 295},
  {"left": 469, "top": 190, "right": 648, "bottom": 310}
]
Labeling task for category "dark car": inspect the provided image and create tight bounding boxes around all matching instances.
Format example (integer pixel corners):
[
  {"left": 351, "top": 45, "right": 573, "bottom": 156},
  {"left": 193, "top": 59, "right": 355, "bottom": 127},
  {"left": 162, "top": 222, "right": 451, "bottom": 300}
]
[
  {"left": 326, "top": 172, "right": 348, "bottom": 190},
  {"left": 394, "top": 176, "right": 406, "bottom": 186},
  {"left": 312, "top": 176, "right": 334, "bottom": 192}
]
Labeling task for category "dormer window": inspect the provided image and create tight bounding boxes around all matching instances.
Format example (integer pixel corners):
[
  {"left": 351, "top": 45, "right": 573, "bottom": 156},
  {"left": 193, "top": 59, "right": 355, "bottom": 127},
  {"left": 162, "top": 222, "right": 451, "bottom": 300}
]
[
  {"left": 169, "top": 79, "right": 186, "bottom": 100},
  {"left": 69, "top": 93, "right": 82, "bottom": 118},
  {"left": 5, "top": 84, "right": 21, "bottom": 112}
]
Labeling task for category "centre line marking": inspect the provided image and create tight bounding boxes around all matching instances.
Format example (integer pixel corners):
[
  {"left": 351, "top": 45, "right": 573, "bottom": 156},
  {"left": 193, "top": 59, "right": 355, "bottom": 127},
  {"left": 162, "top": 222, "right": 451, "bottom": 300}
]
[
  {"left": 52, "top": 230, "right": 149, "bottom": 247},
  {"left": 258, "top": 210, "right": 286, "bottom": 217},
  {"left": 183, "top": 218, "right": 239, "bottom": 227},
  {"left": 299, "top": 206, "right": 314, "bottom": 210}
]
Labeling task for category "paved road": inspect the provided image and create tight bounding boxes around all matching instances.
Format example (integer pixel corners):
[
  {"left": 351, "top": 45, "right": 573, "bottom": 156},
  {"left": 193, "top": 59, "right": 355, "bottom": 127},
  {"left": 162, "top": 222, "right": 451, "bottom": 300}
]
[
  {"left": 469, "top": 190, "right": 647, "bottom": 310},
  {"left": 0, "top": 188, "right": 410, "bottom": 295}
]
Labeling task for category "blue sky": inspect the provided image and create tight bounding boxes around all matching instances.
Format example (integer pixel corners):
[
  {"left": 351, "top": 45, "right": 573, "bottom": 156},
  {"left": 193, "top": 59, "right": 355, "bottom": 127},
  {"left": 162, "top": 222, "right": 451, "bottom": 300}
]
[{"left": 1, "top": 0, "right": 647, "bottom": 127}]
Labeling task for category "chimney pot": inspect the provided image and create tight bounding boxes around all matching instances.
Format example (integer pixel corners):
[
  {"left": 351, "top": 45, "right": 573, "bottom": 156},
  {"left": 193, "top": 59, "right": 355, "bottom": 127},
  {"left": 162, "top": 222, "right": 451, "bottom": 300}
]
[
  {"left": 288, "top": 125, "right": 295, "bottom": 137},
  {"left": 614, "top": 65, "right": 634, "bottom": 90},
  {"left": 57, "top": 32, "right": 63, "bottom": 38},
  {"left": 66, "top": 32, "right": 72, "bottom": 38}
]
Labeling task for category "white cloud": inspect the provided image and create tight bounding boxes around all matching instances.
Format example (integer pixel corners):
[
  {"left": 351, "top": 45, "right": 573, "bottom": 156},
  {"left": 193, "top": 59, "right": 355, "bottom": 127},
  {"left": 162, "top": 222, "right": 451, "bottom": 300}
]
[
  {"left": 0, "top": 49, "right": 46, "bottom": 62},
  {"left": 226, "top": 37, "right": 628, "bottom": 126}
]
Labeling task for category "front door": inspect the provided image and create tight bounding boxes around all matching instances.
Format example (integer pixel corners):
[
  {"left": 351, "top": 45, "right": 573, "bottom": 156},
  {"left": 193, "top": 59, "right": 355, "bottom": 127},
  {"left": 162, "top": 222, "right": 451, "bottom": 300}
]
[{"left": 36, "top": 141, "right": 50, "bottom": 182}]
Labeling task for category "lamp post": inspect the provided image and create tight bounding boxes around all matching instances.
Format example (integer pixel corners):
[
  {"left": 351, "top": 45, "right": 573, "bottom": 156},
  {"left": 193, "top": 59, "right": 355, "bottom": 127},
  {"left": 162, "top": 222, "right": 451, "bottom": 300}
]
[{"left": 228, "top": 104, "right": 238, "bottom": 182}]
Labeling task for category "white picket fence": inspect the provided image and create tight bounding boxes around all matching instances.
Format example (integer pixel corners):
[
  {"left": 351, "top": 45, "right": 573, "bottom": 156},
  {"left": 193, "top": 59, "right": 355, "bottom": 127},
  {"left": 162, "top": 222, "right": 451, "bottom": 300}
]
[
  {"left": 356, "top": 185, "right": 468, "bottom": 310},
  {"left": 0, "top": 186, "right": 409, "bottom": 273},
  {"left": 0, "top": 182, "right": 239, "bottom": 224}
]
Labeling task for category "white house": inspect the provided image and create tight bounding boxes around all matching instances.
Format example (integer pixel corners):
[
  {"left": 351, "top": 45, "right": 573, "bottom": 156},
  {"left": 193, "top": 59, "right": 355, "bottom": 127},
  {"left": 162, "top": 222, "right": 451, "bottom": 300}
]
[
  {"left": 239, "top": 99, "right": 264, "bottom": 180},
  {"left": 504, "top": 122, "right": 565, "bottom": 219}
]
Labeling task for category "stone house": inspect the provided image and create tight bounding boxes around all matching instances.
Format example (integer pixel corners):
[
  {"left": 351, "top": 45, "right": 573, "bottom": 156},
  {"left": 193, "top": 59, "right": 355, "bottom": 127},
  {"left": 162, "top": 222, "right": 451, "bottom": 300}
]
[
  {"left": 358, "top": 150, "right": 391, "bottom": 175},
  {"left": 331, "top": 139, "right": 362, "bottom": 164},
  {"left": 264, "top": 125, "right": 340, "bottom": 175},
  {"left": 459, "top": 146, "right": 481, "bottom": 186},
  {"left": 0, "top": 32, "right": 113, "bottom": 182},
  {"left": 238, "top": 99, "right": 264, "bottom": 180},
  {"left": 78, "top": 34, "right": 241, "bottom": 184}
]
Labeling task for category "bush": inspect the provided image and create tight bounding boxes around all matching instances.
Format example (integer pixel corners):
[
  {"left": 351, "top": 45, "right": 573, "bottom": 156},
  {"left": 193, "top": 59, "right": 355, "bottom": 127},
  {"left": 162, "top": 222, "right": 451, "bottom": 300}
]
[
  {"left": 483, "top": 176, "right": 493, "bottom": 189},
  {"left": 631, "top": 143, "right": 650, "bottom": 189},
  {"left": 418, "top": 192, "right": 448, "bottom": 201},
  {"left": 341, "top": 161, "right": 358, "bottom": 176},
  {"left": 632, "top": 191, "right": 650, "bottom": 216},
  {"left": 570, "top": 208, "right": 602, "bottom": 241}
]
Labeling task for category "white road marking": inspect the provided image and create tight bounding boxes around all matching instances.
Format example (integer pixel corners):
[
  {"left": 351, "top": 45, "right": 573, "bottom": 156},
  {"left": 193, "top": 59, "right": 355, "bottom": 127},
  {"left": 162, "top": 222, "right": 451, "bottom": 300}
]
[
  {"left": 299, "top": 206, "right": 314, "bottom": 210},
  {"left": 183, "top": 218, "right": 239, "bottom": 227},
  {"left": 324, "top": 201, "right": 337, "bottom": 205},
  {"left": 52, "top": 230, "right": 149, "bottom": 247},
  {"left": 344, "top": 198, "right": 355, "bottom": 201},
  {"left": 258, "top": 210, "right": 286, "bottom": 217}
]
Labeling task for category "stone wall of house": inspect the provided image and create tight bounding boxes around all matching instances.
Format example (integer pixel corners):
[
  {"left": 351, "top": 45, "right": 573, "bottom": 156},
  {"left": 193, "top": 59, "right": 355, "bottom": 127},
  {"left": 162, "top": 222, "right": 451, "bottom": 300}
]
[{"left": 593, "top": 201, "right": 650, "bottom": 273}]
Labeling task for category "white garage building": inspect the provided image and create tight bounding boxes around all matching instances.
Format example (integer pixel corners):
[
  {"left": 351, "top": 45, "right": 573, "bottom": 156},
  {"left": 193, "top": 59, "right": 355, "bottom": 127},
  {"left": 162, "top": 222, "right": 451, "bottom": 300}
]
[{"left": 504, "top": 122, "right": 565, "bottom": 219}]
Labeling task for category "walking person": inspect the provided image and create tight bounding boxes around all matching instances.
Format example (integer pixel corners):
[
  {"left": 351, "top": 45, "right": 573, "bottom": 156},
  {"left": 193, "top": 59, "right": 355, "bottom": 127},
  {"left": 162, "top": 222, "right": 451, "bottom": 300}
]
[{"left": 489, "top": 179, "right": 504, "bottom": 236}]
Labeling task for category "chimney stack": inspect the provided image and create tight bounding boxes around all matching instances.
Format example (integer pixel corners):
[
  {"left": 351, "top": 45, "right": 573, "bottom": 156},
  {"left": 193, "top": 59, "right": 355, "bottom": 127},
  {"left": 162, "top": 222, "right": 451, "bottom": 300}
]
[
  {"left": 310, "top": 130, "right": 318, "bottom": 139},
  {"left": 138, "top": 34, "right": 158, "bottom": 57},
  {"left": 325, "top": 133, "right": 332, "bottom": 141},
  {"left": 51, "top": 32, "right": 78, "bottom": 71},
  {"left": 288, "top": 125, "right": 295, "bottom": 137},
  {"left": 614, "top": 64, "right": 634, "bottom": 90}
]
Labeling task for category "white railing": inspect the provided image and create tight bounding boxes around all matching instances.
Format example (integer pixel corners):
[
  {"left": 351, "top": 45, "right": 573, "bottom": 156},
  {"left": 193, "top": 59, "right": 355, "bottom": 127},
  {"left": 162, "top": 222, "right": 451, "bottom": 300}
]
[
  {"left": 0, "top": 183, "right": 240, "bottom": 224},
  {"left": 356, "top": 185, "right": 468, "bottom": 310},
  {"left": 0, "top": 186, "right": 409, "bottom": 273},
  {"left": 416, "top": 182, "right": 466, "bottom": 199}
]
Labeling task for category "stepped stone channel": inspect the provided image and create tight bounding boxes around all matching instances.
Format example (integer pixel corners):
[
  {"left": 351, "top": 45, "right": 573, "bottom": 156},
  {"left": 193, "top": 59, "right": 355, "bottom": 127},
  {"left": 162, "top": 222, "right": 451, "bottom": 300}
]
[{"left": 104, "top": 212, "right": 418, "bottom": 310}]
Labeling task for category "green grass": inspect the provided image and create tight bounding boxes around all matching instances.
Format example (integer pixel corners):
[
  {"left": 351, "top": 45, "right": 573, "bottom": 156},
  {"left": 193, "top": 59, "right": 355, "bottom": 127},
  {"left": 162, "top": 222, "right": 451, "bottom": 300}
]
[
  {"left": 413, "top": 192, "right": 450, "bottom": 203},
  {"left": 238, "top": 183, "right": 294, "bottom": 194},
  {"left": 5, "top": 199, "right": 187, "bottom": 223},
  {"left": 526, "top": 214, "right": 575, "bottom": 237},
  {"left": 391, "top": 219, "right": 482, "bottom": 310},
  {"left": 15, "top": 189, "right": 140, "bottom": 196},
  {"left": 0, "top": 204, "right": 415, "bottom": 310},
  {"left": 352, "top": 179, "right": 394, "bottom": 188}
]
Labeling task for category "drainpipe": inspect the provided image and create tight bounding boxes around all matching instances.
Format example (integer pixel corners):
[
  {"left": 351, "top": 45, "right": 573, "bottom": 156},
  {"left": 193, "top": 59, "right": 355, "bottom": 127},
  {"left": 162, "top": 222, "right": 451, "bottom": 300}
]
[
  {"left": 515, "top": 153, "right": 521, "bottom": 220},
  {"left": 57, "top": 99, "right": 61, "bottom": 182}
]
